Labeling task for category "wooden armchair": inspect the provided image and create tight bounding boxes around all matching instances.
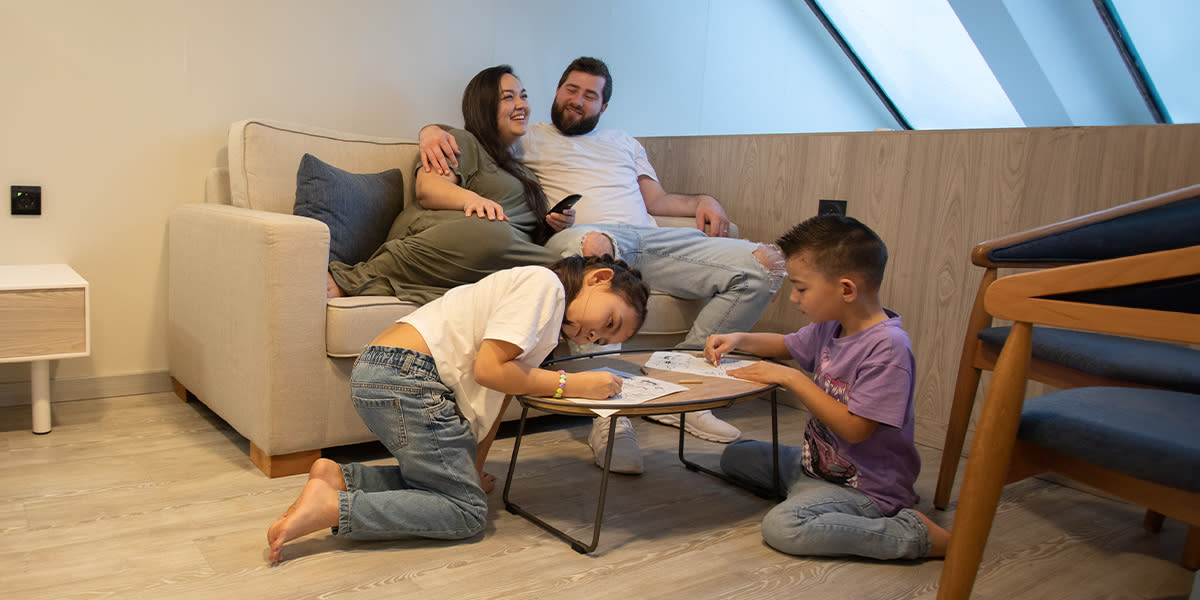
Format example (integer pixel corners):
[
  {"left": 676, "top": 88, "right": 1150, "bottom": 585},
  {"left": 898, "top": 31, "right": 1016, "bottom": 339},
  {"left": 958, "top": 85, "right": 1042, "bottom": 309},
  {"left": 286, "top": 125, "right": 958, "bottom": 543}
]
[
  {"left": 935, "top": 184, "right": 1200, "bottom": 510},
  {"left": 936, "top": 231, "right": 1200, "bottom": 598}
]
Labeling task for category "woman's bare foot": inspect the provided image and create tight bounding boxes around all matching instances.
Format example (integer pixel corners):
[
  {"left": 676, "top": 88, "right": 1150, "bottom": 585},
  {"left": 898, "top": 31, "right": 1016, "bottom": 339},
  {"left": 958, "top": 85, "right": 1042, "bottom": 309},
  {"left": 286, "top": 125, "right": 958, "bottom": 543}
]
[
  {"left": 480, "top": 471, "right": 497, "bottom": 494},
  {"left": 326, "top": 272, "right": 345, "bottom": 298},
  {"left": 915, "top": 511, "right": 951, "bottom": 558},
  {"left": 267, "top": 478, "right": 340, "bottom": 564}
]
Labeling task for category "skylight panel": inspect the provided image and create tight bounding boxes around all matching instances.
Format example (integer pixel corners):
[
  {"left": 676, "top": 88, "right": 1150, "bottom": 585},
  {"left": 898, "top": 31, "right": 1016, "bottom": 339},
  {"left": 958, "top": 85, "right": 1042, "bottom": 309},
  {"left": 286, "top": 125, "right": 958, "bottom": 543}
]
[{"left": 816, "top": 0, "right": 1024, "bottom": 129}]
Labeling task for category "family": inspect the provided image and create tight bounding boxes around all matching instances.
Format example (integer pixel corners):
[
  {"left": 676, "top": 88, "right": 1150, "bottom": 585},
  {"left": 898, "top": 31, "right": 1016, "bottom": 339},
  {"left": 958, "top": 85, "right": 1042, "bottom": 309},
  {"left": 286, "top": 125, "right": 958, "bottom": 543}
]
[{"left": 268, "top": 57, "right": 949, "bottom": 564}]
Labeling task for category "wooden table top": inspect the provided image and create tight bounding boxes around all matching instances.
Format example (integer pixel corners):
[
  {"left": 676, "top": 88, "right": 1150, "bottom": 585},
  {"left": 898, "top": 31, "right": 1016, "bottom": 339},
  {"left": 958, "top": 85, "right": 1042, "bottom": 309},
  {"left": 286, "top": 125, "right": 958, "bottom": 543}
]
[{"left": 518, "top": 350, "right": 776, "bottom": 417}]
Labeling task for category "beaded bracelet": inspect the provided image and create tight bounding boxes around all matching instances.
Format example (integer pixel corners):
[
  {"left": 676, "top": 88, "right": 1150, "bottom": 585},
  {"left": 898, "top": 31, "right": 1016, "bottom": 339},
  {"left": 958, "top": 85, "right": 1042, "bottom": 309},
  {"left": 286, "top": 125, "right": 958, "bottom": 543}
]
[{"left": 553, "top": 370, "right": 567, "bottom": 399}]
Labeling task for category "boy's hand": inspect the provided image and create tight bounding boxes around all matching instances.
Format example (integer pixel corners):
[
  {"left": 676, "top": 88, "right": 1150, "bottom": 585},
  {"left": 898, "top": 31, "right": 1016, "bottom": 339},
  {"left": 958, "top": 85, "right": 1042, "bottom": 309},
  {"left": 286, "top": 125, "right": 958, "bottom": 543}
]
[
  {"left": 568, "top": 371, "right": 624, "bottom": 399},
  {"left": 727, "top": 361, "right": 793, "bottom": 385},
  {"left": 704, "top": 333, "right": 742, "bottom": 364}
]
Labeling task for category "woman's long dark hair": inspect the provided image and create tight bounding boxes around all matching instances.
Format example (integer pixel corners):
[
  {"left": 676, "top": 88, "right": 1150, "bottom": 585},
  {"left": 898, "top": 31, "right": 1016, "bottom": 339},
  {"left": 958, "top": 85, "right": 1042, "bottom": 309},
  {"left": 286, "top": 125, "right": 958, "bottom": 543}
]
[{"left": 462, "top": 65, "right": 552, "bottom": 244}]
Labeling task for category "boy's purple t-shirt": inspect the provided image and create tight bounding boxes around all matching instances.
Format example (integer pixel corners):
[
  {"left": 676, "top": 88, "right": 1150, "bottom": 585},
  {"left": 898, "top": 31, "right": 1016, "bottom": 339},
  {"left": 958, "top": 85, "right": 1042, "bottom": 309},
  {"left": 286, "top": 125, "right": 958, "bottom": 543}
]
[{"left": 783, "top": 310, "right": 920, "bottom": 515}]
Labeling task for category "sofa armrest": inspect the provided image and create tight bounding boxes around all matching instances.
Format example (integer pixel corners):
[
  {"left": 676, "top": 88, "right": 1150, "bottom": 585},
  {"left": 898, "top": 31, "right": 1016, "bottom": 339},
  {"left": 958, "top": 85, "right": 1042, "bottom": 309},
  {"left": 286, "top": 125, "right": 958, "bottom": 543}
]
[
  {"left": 168, "top": 203, "right": 332, "bottom": 454},
  {"left": 652, "top": 215, "right": 740, "bottom": 238}
]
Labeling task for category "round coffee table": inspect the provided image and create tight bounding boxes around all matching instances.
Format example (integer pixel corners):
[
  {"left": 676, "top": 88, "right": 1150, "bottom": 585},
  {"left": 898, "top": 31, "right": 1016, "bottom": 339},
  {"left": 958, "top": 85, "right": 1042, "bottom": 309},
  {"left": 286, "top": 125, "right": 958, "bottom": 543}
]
[{"left": 501, "top": 348, "right": 782, "bottom": 553}]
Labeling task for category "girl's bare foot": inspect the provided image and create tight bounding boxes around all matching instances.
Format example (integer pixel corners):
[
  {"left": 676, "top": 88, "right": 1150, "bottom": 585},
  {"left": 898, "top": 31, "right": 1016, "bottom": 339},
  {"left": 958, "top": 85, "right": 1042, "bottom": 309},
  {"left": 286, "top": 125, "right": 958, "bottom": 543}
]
[
  {"left": 267, "top": 478, "right": 340, "bottom": 564},
  {"left": 915, "top": 511, "right": 951, "bottom": 558},
  {"left": 326, "top": 272, "right": 345, "bottom": 298},
  {"left": 308, "top": 458, "right": 348, "bottom": 491},
  {"left": 480, "top": 471, "right": 497, "bottom": 494}
]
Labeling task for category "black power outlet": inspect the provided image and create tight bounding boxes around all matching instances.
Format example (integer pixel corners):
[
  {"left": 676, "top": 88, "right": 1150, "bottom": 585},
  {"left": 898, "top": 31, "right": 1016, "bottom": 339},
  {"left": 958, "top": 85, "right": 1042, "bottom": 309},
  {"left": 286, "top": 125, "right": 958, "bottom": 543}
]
[
  {"left": 12, "top": 185, "right": 42, "bottom": 215},
  {"left": 818, "top": 199, "right": 847, "bottom": 216}
]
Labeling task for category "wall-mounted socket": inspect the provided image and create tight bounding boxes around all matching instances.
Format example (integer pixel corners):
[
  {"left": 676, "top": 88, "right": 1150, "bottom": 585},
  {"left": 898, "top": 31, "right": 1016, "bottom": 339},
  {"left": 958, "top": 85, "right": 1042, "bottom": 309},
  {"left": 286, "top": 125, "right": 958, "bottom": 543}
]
[
  {"left": 818, "top": 199, "right": 847, "bottom": 216},
  {"left": 11, "top": 185, "right": 42, "bottom": 216}
]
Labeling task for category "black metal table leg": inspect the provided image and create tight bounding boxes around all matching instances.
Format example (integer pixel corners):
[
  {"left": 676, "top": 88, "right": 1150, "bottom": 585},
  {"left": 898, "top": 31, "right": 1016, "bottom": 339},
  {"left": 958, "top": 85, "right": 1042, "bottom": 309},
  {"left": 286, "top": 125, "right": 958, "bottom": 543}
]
[
  {"left": 504, "top": 409, "right": 618, "bottom": 553},
  {"left": 677, "top": 390, "right": 784, "bottom": 501}
]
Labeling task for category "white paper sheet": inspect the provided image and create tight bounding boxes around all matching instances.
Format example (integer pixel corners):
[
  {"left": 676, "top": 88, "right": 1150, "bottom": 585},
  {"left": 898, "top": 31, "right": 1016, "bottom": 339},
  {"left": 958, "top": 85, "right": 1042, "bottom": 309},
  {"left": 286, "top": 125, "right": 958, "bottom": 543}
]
[
  {"left": 643, "top": 351, "right": 756, "bottom": 380},
  {"left": 561, "top": 367, "right": 688, "bottom": 417}
]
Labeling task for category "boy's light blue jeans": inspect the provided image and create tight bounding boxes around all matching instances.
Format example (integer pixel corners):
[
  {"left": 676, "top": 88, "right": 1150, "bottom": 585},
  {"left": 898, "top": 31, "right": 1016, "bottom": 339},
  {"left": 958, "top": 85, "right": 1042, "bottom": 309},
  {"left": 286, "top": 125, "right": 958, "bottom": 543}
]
[
  {"left": 334, "top": 346, "right": 488, "bottom": 541},
  {"left": 721, "top": 440, "right": 932, "bottom": 559},
  {"left": 546, "top": 224, "right": 781, "bottom": 348}
]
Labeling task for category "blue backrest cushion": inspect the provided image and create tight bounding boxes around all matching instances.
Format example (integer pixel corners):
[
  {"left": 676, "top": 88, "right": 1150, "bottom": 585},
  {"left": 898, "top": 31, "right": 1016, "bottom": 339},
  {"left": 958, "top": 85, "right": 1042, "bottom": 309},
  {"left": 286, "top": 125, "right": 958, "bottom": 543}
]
[
  {"left": 978, "top": 326, "right": 1200, "bottom": 393},
  {"left": 989, "top": 194, "right": 1200, "bottom": 264},
  {"left": 294, "top": 153, "right": 404, "bottom": 265}
]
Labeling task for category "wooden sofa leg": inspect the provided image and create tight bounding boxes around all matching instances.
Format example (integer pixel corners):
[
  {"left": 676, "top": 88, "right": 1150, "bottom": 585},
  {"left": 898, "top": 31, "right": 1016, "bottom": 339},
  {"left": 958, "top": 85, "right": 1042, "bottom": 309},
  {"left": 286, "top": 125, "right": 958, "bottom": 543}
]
[
  {"left": 1183, "top": 525, "right": 1200, "bottom": 570},
  {"left": 250, "top": 443, "right": 321, "bottom": 478},
  {"left": 1144, "top": 509, "right": 1165, "bottom": 533},
  {"left": 171, "top": 377, "right": 193, "bottom": 402}
]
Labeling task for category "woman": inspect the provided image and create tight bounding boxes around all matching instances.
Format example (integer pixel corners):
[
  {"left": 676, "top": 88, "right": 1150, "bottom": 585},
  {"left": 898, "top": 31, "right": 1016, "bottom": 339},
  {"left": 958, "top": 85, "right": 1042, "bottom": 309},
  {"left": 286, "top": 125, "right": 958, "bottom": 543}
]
[{"left": 327, "top": 65, "right": 570, "bottom": 302}]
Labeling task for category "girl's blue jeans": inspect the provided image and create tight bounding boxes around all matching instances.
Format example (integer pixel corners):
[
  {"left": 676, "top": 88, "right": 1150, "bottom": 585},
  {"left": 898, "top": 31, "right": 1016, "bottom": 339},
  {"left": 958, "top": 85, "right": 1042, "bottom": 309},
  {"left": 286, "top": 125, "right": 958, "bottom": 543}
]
[
  {"left": 721, "top": 440, "right": 932, "bottom": 559},
  {"left": 333, "top": 346, "right": 488, "bottom": 541}
]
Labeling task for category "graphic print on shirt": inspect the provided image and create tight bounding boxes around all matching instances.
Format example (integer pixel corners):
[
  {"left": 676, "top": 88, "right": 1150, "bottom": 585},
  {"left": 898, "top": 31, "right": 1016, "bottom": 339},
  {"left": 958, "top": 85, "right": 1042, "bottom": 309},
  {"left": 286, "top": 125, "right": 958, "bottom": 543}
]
[{"left": 800, "top": 347, "right": 858, "bottom": 486}]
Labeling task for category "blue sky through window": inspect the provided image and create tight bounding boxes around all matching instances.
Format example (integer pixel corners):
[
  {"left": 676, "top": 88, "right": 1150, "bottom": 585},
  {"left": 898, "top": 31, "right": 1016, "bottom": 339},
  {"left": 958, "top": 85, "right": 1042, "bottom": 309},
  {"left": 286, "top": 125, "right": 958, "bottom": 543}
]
[{"left": 816, "top": 0, "right": 1024, "bottom": 129}]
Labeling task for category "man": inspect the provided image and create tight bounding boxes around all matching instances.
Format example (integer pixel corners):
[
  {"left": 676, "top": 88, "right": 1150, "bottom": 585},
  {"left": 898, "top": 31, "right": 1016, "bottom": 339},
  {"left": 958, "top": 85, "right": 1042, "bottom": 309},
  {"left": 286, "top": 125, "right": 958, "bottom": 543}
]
[{"left": 421, "top": 57, "right": 785, "bottom": 475}]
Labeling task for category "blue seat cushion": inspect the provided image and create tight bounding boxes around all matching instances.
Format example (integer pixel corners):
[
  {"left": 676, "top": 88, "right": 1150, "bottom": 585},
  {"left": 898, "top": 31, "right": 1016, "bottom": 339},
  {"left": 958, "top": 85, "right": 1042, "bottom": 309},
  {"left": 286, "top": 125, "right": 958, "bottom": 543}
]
[
  {"left": 978, "top": 326, "right": 1200, "bottom": 394},
  {"left": 1018, "top": 386, "right": 1200, "bottom": 492}
]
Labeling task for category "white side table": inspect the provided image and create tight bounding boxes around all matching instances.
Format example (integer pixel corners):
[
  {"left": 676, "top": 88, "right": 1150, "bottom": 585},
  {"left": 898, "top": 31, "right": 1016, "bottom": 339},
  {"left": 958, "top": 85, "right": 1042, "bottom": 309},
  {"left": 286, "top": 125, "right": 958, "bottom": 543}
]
[{"left": 0, "top": 264, "right": 90, "bottom": 433}]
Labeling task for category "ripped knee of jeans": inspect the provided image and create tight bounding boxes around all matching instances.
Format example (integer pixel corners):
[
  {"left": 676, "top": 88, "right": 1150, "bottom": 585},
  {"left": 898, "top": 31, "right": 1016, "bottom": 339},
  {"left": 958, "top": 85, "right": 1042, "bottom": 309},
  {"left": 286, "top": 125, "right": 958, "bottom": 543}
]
[
  {"left": 753, "top": 243, "right": 787, "bottom": 293},
  {"left": 581, "top": 231, "right": 618, "bottom": 261}
]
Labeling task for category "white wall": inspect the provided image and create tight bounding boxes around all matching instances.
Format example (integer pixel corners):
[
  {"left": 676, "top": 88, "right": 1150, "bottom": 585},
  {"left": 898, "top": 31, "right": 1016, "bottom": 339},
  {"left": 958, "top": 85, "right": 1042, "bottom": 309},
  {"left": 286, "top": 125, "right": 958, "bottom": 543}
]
[{"left": 0, "top": 0, "right": 887, "bottom": 398}]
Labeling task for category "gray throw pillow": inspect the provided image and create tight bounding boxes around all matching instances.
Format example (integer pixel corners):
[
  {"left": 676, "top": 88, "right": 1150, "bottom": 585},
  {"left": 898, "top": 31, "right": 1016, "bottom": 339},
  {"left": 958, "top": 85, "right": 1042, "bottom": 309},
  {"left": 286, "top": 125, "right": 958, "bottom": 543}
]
[{"left": 294, "top": 153, "right": 404, "bottom": 265}]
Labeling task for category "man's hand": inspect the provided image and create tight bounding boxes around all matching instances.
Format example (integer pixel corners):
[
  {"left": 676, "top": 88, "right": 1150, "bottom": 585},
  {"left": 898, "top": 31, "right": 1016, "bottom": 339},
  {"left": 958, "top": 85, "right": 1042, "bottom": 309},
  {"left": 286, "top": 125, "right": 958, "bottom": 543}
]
[
  {"left": 695, "top": 195, "right": 731, "bottom": 237},
  {"left": 545, "top": 208, "right": 575, "bottom": 232},
  {"left": 419, "top": 125, "right": 460, "bottom": 176}
]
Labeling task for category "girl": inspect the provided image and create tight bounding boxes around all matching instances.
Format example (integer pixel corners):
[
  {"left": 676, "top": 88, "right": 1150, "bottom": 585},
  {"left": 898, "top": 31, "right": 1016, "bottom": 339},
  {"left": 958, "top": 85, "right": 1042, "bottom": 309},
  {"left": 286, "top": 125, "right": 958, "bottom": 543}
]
[{"left": 269, "top": 256, "right": 649, "bottom": 563}]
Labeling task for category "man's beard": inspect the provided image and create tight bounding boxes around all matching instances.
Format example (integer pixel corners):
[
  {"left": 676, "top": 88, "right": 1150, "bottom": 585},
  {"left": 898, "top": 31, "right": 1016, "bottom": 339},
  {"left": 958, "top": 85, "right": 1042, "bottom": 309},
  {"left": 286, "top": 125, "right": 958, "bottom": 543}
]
[{"left": 551, "top": 101, "right": 601, "bottom": 136}]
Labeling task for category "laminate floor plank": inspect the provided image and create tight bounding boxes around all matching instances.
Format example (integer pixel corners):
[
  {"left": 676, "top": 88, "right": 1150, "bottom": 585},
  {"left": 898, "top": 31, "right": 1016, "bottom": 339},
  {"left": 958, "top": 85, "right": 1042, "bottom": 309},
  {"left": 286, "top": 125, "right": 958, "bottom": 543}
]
[{"left": 0, "top": 393, "right": 1193, "bottom": 599}]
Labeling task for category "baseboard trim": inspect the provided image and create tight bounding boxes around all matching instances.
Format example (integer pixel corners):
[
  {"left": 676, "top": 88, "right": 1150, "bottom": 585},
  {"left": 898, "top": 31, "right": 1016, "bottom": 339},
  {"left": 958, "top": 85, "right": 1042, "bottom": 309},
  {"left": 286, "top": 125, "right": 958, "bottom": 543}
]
[{"left": 0, "top": 371, "right": 173, "bottom": 407}]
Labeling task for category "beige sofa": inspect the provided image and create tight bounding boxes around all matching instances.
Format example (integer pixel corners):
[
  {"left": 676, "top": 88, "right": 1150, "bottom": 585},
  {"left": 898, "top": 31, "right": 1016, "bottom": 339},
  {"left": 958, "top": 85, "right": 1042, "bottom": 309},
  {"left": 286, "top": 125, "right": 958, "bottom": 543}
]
[{"left": 168, "top": 118, "right": 730, "bottom": 477}]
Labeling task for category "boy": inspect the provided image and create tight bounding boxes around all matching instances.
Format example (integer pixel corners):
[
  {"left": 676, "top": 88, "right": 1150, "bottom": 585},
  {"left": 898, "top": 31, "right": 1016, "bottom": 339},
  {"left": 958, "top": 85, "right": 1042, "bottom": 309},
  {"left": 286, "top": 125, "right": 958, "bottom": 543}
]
[{"left": 704, "top": 214, "right": 950, "bottom": 559}]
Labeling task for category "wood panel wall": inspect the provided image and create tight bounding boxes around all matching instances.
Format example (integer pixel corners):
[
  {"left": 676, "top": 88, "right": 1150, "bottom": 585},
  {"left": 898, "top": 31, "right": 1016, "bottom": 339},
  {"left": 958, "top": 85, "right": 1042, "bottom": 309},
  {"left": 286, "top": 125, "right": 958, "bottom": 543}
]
[{"left": 640, "top": 124, "right": 1200, "bottom": 448}]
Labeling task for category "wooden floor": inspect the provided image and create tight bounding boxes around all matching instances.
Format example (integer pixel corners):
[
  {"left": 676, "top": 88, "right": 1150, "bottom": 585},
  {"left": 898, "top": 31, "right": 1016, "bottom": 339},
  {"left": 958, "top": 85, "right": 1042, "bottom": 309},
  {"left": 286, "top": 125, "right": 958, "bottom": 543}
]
[{"left": 1, "top": 393, "right": 1195, "bottom": 600}]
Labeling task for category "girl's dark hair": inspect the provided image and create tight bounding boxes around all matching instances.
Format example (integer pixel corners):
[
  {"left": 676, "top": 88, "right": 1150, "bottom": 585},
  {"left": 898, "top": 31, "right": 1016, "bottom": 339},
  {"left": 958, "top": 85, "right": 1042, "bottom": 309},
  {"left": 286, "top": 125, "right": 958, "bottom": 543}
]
[
  {"left": 546, "top": 255, "right": 649, "bottom": 331},
  {"left": 775, "top": 214, "right": 888, "bottom": 291},
  {"left": 462, "top": 65, "right": 552, "bottom": 244}
]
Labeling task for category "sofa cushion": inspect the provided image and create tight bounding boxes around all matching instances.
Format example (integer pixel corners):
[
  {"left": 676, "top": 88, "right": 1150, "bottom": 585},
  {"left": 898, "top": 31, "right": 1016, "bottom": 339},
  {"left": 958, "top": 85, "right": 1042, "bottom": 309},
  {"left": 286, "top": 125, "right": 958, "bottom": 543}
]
[
  {"left": 325, "top": 296, "right": 421, "bottom": 358},
  {"left": 294, "top": 153, "right": 404, "bottom": 264}
]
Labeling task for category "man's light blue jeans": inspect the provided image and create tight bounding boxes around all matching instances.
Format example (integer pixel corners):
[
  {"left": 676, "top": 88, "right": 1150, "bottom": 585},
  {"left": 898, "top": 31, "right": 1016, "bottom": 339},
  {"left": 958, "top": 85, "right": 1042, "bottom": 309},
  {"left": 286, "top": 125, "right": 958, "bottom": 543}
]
[
  {"left": 546, "top": 224, "right": 782, "bottom": 348},
  {"left": 721, "top": 440, "right": 932, "bottom": 559},
  {"left": 334, "top": 346, "right": 487, "bottom": 541}
]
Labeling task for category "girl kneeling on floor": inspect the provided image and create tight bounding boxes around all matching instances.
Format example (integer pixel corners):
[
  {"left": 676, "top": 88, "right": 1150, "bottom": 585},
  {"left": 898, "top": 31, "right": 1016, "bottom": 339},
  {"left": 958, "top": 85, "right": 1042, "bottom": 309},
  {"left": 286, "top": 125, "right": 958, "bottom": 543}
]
[{"left": 268, "top": 256, "right": 648, "bottom": 563}]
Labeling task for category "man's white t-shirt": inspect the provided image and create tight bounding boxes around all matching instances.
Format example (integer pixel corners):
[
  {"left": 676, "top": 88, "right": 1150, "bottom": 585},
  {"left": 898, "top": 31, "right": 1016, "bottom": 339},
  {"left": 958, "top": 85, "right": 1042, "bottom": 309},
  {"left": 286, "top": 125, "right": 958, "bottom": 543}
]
[
  {"left": 399, "top": 266, "right": 565, "bottom": 441},
  {"left": 516, "top": 122, "right": 658, "bottom": 227}
]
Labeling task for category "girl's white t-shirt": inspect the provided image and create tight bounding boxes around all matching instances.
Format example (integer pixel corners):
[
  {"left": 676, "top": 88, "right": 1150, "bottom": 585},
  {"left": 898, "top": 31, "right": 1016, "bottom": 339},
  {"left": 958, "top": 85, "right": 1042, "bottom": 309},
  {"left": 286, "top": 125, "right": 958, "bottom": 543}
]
[{"left": 399, "top": 266, "right": 566, "bottom": 440}]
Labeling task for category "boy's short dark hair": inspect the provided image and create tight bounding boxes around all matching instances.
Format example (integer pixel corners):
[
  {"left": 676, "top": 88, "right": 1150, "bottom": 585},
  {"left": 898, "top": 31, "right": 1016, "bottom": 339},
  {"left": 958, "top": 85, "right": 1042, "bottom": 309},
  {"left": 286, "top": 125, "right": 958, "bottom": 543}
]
[
  {"left": 558, "top": 56, "right": 613, "bottom": 104},
  {"left": 775, "top": 215, "right": 888, "bottom": 291}
]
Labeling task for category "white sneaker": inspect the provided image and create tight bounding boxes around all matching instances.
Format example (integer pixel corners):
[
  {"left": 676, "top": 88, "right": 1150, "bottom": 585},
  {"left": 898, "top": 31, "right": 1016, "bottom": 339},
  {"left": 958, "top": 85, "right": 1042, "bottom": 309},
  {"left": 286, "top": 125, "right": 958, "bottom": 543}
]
[
  {"left": 644, "top": 410, "right": 741, "bottom": 443},
  {"left": 588, "top": 416, "right": 643, "bottom": 474}
]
